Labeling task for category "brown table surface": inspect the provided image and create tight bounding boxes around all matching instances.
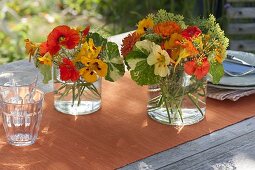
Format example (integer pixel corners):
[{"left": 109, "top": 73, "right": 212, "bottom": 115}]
[{"left": 0, "top": 73, "right": 255, "bottom": 170}]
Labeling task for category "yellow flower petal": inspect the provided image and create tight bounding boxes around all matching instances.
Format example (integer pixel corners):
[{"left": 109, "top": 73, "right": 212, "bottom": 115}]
[
  {"left": 136, "top": 18, "right": 154, "bottom": 35},
  {"left": 84, "top": 71, "right": 97, "bottom": 83},
  {"left": 93, "top": 60, "right": 108, "bottom": 77},
  {"left": 76, "top": 38, "right": 102, "bottom": 64},
  {"left": 80, "top": 57, "right": 92, "bottom": 66},
  {"left": 38, "top": 52, "right": 52, "bottom": 66},
  {"left": 88, "top": 38, "right": 102, "bottom": 58},
  {"left": 79, "top": 68, "right": 97, "bottom": 83},
  {"left": 79, "top": 58, "right": 107, "bottom": 82}
]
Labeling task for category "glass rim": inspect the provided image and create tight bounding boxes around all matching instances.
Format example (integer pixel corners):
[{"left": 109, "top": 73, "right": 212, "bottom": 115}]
[
  {"left": 0, "top": 71, "right": 38, "bottom": 87},
  {"left": 0, "top": 88, "right": 45, "bottom": 105}
]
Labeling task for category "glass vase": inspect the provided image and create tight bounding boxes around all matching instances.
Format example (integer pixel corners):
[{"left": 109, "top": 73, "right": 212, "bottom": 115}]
[
  {"left": 147, "top": 68, "right": 207, "bottom": 126},
  {"left": 53, "top": 68, "right": 101, "bottom": 115}
]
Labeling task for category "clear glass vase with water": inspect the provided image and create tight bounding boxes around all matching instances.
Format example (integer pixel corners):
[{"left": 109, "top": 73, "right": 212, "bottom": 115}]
[
  {"left": 53, "top": 68, "right": 101, "bottom": 115},
  {"left": 147, "top": 68, "right": 207, "bottom": 126}
]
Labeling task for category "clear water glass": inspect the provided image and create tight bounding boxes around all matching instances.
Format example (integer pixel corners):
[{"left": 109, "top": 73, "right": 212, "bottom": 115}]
[
  {"left": 1, "top": 89, "right": 44, "bottom": 146},
  {"left": 0, "top": 71, "right": 38, "bottom": 101}
]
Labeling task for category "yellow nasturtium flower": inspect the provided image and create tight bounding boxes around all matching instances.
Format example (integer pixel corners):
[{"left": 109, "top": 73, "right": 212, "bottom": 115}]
[
  {"left": 79, "top": 59, "right": 108, "bottom": 83},
  {"left": 74, "top": 38, "right": 107, "bottom": 83},
  {"left": 38, "top": 52, "right": 52, "bottom": 66},
  {"left": 136, "top": 18, "right": 154, "bottom": 35},
  {"left": 75, "top": 38, "right": 102, "bottom": 63}
]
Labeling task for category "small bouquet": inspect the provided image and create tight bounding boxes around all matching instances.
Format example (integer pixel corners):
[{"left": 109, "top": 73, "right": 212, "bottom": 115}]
[
  {"left": 121, "top": 10, "right": 229, "bottom": 125},
  {"left": 25, "top": 25, "right": 125, "bottom": 114}
]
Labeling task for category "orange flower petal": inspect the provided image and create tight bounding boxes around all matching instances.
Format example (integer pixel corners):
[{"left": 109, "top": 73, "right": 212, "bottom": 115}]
[
  {"left": 153, "top": 21, "right": 180, "bottom": 38},
  {"left": 121, "top": 32, "right": 140, "bottom": 57}
]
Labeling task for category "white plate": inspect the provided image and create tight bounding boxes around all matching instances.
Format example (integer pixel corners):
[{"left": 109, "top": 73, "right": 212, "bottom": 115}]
[{"left": 209, "top": 50, "right": 255, "bottom": 89}]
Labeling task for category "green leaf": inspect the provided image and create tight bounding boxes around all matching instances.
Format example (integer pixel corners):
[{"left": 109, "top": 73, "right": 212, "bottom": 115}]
[
  {"left": 101, "top": 42, "right": 125, "bottom": 82},
  {"left": 87, "top": 32, "right": 107, "bottom": 47},
  {"left": 130, "top": 60, "right": 160, "bottom": 85},
  {"left": 209, "top": 62, "right": 224, "bottom": 84},
  {"left": 38, "top": 64, "right": 52, "bottom": 84},
  {"left": 141, "top": 33, "right": 162, "bottom": 44},
  {"left": 149, "top": 9, "right": 186, "bottom": 28},
  {"left": 125, "top": 49, "right": 148, "bottom": 70}
]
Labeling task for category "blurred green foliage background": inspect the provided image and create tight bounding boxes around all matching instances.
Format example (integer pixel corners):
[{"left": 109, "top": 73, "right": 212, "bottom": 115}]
[{"left": 0, "top": 0, "right": 225, "bottom": 64}]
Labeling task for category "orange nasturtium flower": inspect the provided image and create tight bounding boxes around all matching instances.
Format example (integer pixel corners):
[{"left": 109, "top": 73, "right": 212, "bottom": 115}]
[
  {"left": 184, "top": 58, "right": 210, "bottom": 80},
  {"left": 121, "top": 32, "right": 140, "bottom": 57},
  {"left": 24, "top": 39, "right": 38, "bottom": 61},
  {"left": 136, "top": 18, "right": 154, "bottom": 35},
  {"left": 47, "top": 25, "right": 80, "bottom": 55},
  {"left": 164, "top": 33, "right": 183, "bottom": 61},
  {"left": 174, "top": 40, "right": 199, "bottom": 67},
  {"left": 180, "top": 40, "right": 199, "bottom": 56},
  {"left": 153, "top": 21, "right": 180, "bottom": 38}
]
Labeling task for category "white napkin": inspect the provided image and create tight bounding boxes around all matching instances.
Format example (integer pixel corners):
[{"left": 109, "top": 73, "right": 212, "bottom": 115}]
[{"left": 207, "top": 86, "right": 255, "bottom": 101}]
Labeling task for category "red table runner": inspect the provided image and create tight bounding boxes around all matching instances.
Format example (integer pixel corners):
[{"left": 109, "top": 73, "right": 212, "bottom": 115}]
[{"left": 0, "top": 74, "right": 255, "bottom": 169}]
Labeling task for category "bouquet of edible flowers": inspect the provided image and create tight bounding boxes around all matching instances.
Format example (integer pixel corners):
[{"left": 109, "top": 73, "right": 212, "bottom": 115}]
[
  {"left": 121, "top": 10, "right": 228, "bottom": 85},
  {"left": 121, "top": 10, "right": 229, "bottom": 124},
  {"left": 25, "top": 25, "right": 125, "bottom": 104}
]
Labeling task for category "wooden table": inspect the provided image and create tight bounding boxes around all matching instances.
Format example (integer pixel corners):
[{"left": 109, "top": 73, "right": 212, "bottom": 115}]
[{"left": 0, "top": 33, "right": 255, "bottom": 170}]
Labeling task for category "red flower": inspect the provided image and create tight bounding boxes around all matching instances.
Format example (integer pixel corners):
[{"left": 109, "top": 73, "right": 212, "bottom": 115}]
[
  {"left": 121, "top": 32, "right": 140, "bottom": 57},
  {"left": 181, "top": 26, "right": 202, "bottom": 40},
  {"left": 39, "top": 42, "right": 49, "bottom": 56},
  {"left": 184, "top": 58, "right": 210, "bottom": 80},
  {"left": 82, "top": 26, "right": 90, "bottom": 37},
  {"left": 59, "top": 58, "right": 80, "bottom": 82},
  {"left": 47, "top": 25, "right": 80, "bottom": 55}
]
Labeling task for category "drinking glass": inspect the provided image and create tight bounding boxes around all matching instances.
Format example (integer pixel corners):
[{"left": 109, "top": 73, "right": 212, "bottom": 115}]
[
  {"left": 0, "top": 71, "right": 43, "bottom": 146},
  {"left": 0, "top": 71, "right": 38, "bottom": 102},
  {"left": 0, "top": 88, "right": 44, "bottom": 146}
]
